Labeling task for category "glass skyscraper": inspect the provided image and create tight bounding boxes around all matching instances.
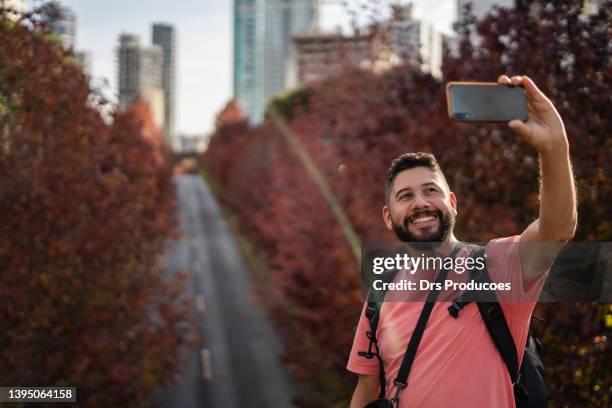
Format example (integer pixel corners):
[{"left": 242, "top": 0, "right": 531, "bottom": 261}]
[
  {"left": 152, "top": 23, "right": 177, "bottom": 144},
  {"left": 233, "top": 0, "right": 318, "bottom": 124}
]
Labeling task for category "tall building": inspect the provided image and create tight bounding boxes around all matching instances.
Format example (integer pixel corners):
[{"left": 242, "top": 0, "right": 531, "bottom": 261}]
[
  {"left": 284, "top": 0, "right": 319, "bottom": 88},
  {"left": 47, "top": 2, "right": 76, "bottom": 50},
  {"left": 152, "top": 23, "right": 176, "bottom": 143},
  {"left": 42, "top": 2, "right": 93, "bottom": 76},
  {"left": 117, "top": 33, "right": 165, "bottom": 129},
  {"left": 386, "top": 5, "right": 443, "bottom": 79},
  {"left": 233, "top": 0, "right": 319, "bottom": 124}
]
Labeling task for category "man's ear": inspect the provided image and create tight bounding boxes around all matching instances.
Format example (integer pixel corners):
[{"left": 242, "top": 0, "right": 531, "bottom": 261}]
[
  {"left": 450, "top": 191, "right": 458, "bottom": 216},
  {"left": 382, "top": 206, "right": 393, "bottom": 231}
]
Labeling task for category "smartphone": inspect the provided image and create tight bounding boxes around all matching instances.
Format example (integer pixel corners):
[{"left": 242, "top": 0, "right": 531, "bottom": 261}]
[{"left": 446, "top": 82, "right": 528, "bottom": 123}]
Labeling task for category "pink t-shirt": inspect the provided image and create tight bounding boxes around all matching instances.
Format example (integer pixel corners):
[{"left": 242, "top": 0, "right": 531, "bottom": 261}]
[{"left": 347, "top": 236, "right": 547, "bottom": 407}]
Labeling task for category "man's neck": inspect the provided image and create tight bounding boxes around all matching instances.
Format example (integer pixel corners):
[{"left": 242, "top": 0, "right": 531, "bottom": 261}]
[{"left": 435, "top": 235, "right": 461, "bottom": 257}]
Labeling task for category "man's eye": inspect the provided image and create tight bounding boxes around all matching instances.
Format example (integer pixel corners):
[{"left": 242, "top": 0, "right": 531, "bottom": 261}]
[
  {"left": 400, "top": 194, "right": 411, "bottom": 200},
  {"left": 425, "top": 188, "right": 437, "bottom": 194}
]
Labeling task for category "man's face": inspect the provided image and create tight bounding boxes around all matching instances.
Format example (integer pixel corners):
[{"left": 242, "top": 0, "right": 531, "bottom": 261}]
[{"left": 382, "top": 167, "right": 457, "bottom": 244}]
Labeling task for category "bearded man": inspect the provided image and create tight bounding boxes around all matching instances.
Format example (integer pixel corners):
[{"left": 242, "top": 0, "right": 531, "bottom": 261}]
[{"left": 347, "top": 75, "right": 577, "bottom": 407}]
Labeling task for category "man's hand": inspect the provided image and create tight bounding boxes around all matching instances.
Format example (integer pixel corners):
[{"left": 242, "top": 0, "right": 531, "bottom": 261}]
[
  {"left": 497, "top": 75, "right": 577, "bottom": 281},
  {"left": 498, "top": 75, "right": 568, "bottom": 154}
]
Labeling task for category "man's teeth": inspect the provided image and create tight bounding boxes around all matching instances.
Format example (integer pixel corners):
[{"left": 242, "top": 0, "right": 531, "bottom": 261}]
[{"left": 412, "top": 216, "right": 436, "bottom": 224}]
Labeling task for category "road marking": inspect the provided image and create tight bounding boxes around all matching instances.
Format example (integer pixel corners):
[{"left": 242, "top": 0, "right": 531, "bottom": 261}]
[
  {"left": 195, "top": 293, "right": 206, "bottom": 313},
  {"left": 201, "top": 349, "right": 213, "bottom": 380}
]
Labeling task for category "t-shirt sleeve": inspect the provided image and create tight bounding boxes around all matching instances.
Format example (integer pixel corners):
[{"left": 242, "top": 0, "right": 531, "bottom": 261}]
[
  {"left": 486, "top": 235, "right": 549, "bottom": 301},
  {"left": 346, "top": 301, "right": 380, "bottom": 375}
]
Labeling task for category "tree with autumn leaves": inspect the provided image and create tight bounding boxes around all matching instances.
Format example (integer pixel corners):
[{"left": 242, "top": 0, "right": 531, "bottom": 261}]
[
  {"left": 0, "top": 4, "right": 196, "bottom": 406},
  {"left": 205, "top": 0, "right": 610, "bottom": 406}
]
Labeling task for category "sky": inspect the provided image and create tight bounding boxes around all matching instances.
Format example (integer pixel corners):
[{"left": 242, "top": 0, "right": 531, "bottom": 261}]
[{"left": 49, "top": 0, "right": 456, "bottom": 136}]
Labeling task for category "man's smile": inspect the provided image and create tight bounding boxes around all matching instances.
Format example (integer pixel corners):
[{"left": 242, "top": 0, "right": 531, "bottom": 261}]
[{"left": 407, "top": 211, "right": 440, "bottom": 228}]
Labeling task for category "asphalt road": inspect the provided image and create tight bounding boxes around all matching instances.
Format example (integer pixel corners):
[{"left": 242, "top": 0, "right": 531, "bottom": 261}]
[{"left": 155, "top": 175, "right": 296, "bottom": 407}]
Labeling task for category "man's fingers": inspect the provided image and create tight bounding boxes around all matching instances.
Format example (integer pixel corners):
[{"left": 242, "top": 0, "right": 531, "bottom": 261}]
[
  {"left": 508, "top": 119, "right": 532, "bottom": 141},
  {"left": 519, "top": 75, "right": 547, "bottom": 102},
  {"left": 498, "top": 75, "right": 511, "bottom": 85},
  {"left": 498, "top": 74, "right": 545, "bottom": 99}
]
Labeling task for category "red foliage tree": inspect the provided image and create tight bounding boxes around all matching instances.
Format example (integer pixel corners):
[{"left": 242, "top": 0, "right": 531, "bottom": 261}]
[{"left": 0, "top": 5, "right": 197, "bottom": 406}]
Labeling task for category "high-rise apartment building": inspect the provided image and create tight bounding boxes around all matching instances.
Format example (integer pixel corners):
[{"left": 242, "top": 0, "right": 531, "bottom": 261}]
[
  {"left": 117, "top": 33, "right": 165, "bottom": 129},
  {"left": 233, "top": 0, "right": 319, "bottom": 124},
  {"left": 47, "top": 2, "right": 76, "bottom": 50},
  {"left": 386, "top": 5, "right": 443, "bottom": 79},
  {"left": 284, "top": 0, "right": 319, "bottom": 88},
  {"left": 152, "top": 23, "right": 176, "bottom": 143},
  {"left": 43, "top": 2, "right": 92, "bottom": 76}
]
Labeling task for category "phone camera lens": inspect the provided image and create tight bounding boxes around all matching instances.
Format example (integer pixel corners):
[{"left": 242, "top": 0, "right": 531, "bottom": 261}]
[{"left": 453, "top": 112, "right": 471, "bottom": 120}]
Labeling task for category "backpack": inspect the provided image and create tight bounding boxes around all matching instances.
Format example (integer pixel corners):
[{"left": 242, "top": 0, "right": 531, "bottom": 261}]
[{"left": 359, "top": 244, "right": 547, "bottom": 408}]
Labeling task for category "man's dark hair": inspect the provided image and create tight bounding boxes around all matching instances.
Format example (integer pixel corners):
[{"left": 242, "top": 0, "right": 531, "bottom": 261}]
[{"left": 384, "top": 152, "right": 449, "bottom": 205}]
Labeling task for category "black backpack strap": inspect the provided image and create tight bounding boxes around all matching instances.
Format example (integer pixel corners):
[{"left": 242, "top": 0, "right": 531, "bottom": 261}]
[
  {"left": 448, "top": 246, "right": 550, "bottom": 407},
  {"left": 358, "top": 268, "right": 400, "bottom": 400},
  {"left": 390, "top": 243, "right": 466, "bottom": 405},
  {"left": 469, "top": 246, "right": 521, "bottom": 384}
]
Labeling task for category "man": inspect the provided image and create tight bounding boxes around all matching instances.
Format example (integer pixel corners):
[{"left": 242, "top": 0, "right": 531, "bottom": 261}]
[{"left": 347, "top": 75, "right": 577, "bottom": 407}]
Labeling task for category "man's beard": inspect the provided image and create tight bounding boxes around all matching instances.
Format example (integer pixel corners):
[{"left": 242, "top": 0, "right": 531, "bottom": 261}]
[{"left": 391, "top": 209, "right": 455, "bottom": 246}]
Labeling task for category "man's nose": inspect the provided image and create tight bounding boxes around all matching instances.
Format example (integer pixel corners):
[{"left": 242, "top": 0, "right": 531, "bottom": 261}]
[{"left": 411, "top": 193, "right": 430, "bottom": 210}]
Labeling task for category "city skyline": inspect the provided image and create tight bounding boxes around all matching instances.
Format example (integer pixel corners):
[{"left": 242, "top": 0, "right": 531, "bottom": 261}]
[{"left": 51, "top": 0, "right": 457, "bottom": 135}]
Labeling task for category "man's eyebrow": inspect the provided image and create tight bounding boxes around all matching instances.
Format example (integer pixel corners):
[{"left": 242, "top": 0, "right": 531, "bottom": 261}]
[{"left": 394, "top": 187, "right": 411, "bottom": 198}]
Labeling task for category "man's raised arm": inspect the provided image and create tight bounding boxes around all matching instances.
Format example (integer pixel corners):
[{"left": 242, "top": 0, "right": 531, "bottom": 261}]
[{"left": 499, "top": 75, "right": 578, "bottom": 281}]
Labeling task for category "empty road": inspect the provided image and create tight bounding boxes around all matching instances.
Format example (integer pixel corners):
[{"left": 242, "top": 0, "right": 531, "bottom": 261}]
[{"left": 155, "top": 174, "right": 296, "bottom": 407}]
